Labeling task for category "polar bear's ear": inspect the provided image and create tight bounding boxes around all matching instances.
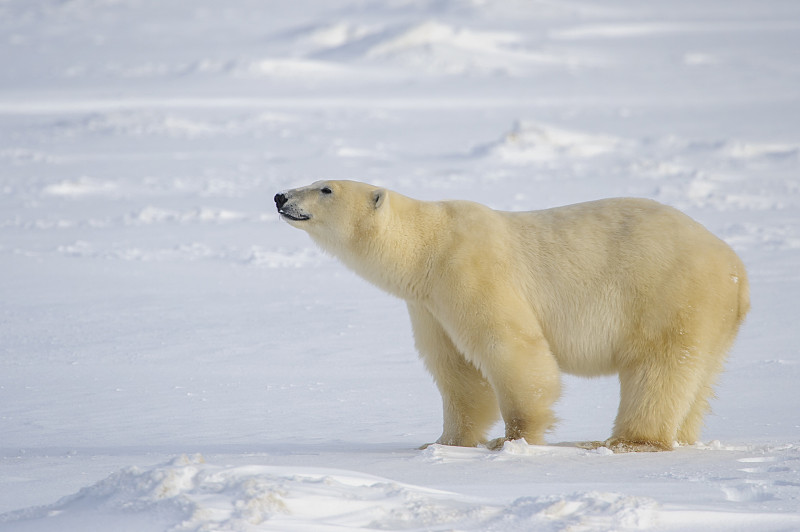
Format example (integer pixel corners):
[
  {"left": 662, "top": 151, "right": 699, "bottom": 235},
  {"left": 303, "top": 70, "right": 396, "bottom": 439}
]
[{"left": 373, "top": 189, "right": 387, "bottom": 210}]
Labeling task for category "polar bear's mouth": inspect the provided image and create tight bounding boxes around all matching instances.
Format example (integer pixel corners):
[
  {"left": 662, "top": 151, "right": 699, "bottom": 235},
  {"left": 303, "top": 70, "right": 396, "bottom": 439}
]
[{"left": 279, "top": 210, "right": 310, "bottom": 221}]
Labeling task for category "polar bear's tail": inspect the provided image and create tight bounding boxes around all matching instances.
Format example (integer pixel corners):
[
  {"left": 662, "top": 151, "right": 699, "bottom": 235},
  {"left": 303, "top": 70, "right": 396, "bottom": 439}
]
[{"left": 736, "top": 265, "right": 751, "bottom": 324}]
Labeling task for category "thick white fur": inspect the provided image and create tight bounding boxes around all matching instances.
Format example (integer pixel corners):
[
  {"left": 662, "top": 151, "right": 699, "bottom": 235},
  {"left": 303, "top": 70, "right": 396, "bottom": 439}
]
[{"left": 277, "top": 180, "right": 749, "bottom": 451}]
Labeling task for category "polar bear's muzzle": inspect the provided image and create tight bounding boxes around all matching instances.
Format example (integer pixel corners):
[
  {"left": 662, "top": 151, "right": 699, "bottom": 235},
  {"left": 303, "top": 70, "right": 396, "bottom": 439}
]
[{"left": 274, "top": 192, "right": 310, "bottom": 221}]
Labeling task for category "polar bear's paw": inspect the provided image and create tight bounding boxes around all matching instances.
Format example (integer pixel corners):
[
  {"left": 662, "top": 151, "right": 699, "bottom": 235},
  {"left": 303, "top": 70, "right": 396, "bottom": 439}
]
[
  {"left": 575, "top": 440, "right": 608, "bottom": 450},
  {"left": 485, "top": 437, "right": 509, "bottom": 451},
  {"left": 575, "top": 439, "right": 672, "bottom": 453},
  {"left": 583, "top": 438, "right": 673, "bottom": 453}
]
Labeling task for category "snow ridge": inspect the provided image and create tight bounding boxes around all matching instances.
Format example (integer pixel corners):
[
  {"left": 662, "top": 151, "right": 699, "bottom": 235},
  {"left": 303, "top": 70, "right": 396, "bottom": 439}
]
[{"left": 0, "top": 454, "right": 660, "bottom": 532}]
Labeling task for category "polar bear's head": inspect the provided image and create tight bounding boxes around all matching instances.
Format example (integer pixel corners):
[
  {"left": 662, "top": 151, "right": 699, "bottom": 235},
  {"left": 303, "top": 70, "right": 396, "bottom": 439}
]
[{"left": 274, "top": 180, "right": 388, "bottom": 253}]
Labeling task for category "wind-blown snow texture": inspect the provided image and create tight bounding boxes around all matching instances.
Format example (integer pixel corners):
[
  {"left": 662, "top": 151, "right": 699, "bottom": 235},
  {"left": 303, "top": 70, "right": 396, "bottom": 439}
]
[{"left": 1, "top": 1, "right": 799, "bottom": 530}]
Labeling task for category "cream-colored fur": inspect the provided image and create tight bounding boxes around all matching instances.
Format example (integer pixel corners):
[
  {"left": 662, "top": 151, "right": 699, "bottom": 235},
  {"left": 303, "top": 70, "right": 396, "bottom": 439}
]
[{"left": 275, "top": 180, "right": 749, "bottom": 451}]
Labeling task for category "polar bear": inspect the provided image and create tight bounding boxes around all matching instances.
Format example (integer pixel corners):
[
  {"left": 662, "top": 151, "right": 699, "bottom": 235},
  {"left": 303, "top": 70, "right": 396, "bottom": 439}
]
[{"left": 275, "top": 180, "right": 749, "bottom": 452}]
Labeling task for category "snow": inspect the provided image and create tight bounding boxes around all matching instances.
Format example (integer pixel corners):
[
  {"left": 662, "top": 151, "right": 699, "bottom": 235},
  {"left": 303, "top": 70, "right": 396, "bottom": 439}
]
[{"left": 0, "top": 0, "right": 798, "bottom": 530}]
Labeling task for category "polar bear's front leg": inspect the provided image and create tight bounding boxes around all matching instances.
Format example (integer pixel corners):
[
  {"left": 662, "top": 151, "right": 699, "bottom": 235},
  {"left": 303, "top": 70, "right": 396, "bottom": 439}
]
[{"left": 407, "top": 303, "right": 500, "bottom": 447}]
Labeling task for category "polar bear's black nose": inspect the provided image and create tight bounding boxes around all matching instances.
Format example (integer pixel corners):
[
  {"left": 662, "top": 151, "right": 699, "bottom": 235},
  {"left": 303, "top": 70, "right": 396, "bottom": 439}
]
[{"left": 274, "top": 193, "right": 288, "bottom": 210}]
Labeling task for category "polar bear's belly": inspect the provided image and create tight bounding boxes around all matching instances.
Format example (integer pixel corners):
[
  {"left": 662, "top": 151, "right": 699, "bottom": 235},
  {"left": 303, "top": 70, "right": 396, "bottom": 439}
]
[
  {"left": 539, "top": 303, "right": 623, "bottom": 377},
  {"left": 552, "top": 343, "right": 619, "bottom": 376}
]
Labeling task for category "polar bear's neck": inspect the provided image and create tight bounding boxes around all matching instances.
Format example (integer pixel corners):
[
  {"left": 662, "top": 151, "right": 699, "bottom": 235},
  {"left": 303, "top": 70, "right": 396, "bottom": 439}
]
[{"left": 336, "top": 194, "right": 445, "bottom": 301}]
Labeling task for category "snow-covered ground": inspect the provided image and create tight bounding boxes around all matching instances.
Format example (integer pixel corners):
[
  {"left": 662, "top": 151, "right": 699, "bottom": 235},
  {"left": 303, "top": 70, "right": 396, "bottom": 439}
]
[{"left": 1, "top": 0, "right": 799, "bottom": 530}]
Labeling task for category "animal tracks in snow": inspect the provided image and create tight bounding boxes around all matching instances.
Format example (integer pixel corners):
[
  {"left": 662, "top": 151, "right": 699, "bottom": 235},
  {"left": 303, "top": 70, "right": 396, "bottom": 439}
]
[{"left": 724, "top": 447, "right": 800, "bottom": 503}]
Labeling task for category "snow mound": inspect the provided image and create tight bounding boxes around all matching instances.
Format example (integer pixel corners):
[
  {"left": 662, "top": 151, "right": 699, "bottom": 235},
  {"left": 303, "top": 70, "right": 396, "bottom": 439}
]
[
  {"left": 53, "top": 111, "right": 296, "bottom": 139},
  {"left": 301, "top": 22, "right": 380, "bottom": 50},
  {"left": 719, "top": 140, "right": 799, "bottom": 161},
  {"left": 485, "top": 492, "right": 658, "bottom": 531},
  {"left": 0, "top": 454, "right": 660, "bottom": 531},
  {"left": 126, "top": 206, "right": 251, "bottom": 226},
  {"left": 366, "top": 20, "right": 520, "bottom": 55},
  {"left": 0, "top": 148, "right": 59, "bottom": 165},
  {"left": 42, "top": 176, "right": 119, "bottom": 198},
  {"left": 319, "top": 20, "right": 570, "bottom": 75},
  {"left": 53, "top": 241, "right": 325, "bottom": 267},
  {"left": 238, "top": 58, "right": 349, "bottom": 79},
  {"left": 59, "top": 112, "right": 219, "bottom": 139},
  {"left": 475, "top": 121, "right": 627, "bottom": 163},
  {"left": 244, "top": 246, "right": 328, "bottom": 268},
  {"left": 552, "top": 22, "right": 696, "bottom": 40}
]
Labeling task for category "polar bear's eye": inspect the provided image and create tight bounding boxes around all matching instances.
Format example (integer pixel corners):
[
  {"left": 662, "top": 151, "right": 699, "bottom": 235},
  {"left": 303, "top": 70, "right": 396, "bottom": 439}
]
[{"left": 321, "top": 187, "right": 332, "bottom": 195}]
